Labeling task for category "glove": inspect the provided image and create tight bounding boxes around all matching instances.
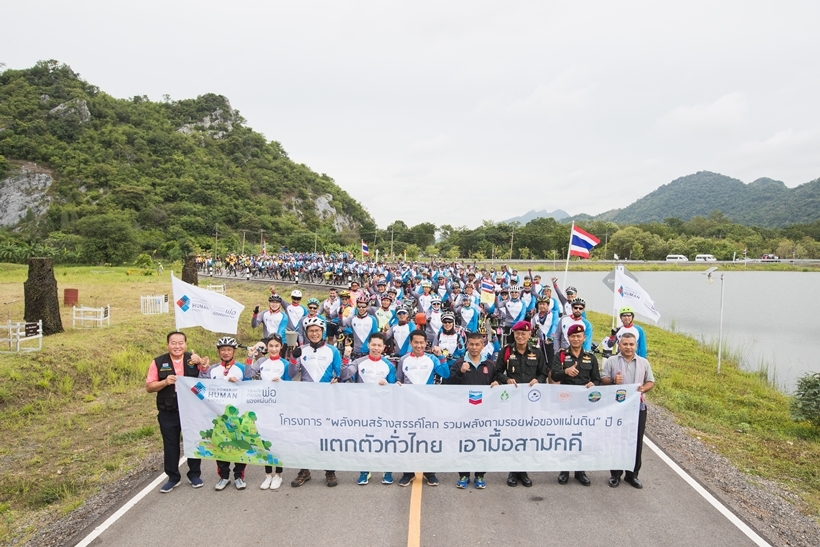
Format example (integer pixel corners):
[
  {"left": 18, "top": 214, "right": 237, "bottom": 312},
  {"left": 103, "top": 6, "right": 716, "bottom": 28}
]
[
  {"left": 253, "top": 306, "right": 260, "bottom": 315},
  {"left": 291, "top": 346, "right": 302, "bottom": 359}
]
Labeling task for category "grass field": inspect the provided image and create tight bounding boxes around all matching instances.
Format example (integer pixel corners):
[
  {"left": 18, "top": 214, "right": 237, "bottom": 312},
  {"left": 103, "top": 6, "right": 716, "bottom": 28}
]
[{"left": 0, "top": 263, "right": 817, "bottom": 545}]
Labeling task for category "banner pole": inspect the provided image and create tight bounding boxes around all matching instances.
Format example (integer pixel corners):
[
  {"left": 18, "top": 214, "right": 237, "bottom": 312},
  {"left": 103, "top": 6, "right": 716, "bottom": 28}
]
[{"left": 563, "top": 222, "right": 573, "bottom": 289}]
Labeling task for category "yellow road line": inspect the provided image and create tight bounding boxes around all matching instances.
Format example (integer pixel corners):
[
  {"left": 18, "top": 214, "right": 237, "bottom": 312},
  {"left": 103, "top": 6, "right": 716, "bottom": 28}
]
[{"left": 407, "top": 472, "right": 423, "bottom": 547}]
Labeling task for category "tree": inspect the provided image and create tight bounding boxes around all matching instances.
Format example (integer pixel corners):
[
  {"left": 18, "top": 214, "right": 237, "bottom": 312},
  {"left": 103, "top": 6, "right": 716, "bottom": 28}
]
[{"left": 74, "top": 213, "right": 138, "bottom": 265}]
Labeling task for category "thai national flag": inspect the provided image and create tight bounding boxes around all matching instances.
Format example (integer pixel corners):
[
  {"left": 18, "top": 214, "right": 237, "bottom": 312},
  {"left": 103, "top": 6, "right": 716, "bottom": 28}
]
[
  {"left": 361, "top": 240, "right": 370, "bottom": 256},
  {"left": 569, "top": 225, "right": 600, "bottom": 259}
]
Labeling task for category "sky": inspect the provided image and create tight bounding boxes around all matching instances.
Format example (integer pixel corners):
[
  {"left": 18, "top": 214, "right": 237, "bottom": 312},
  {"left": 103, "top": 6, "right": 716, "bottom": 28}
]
[{"left": 4, "top": 1, "right": 820, "bottom": 228}]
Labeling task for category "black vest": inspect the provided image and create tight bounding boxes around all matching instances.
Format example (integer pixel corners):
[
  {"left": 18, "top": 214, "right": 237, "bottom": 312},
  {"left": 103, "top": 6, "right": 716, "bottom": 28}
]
[{"left": 154, "top": 352, "right": 199, "bottom": 411}]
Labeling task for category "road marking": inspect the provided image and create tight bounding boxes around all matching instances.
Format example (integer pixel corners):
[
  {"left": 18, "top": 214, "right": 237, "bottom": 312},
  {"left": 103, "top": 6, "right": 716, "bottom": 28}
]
[
  {"left": 407, "top": 472, "right": 423, "bottom": 547},
  {"left": 646, "top": 438, "right": 772, "bottom": 547},
  {"left": 73, "top": 458, "right": 184, "bottom": 547}
]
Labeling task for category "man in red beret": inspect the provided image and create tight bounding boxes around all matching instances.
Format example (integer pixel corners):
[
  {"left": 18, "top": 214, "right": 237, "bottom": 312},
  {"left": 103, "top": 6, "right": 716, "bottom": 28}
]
[{"left": 496, "top": 320, "right": 548, "bottom": 487}]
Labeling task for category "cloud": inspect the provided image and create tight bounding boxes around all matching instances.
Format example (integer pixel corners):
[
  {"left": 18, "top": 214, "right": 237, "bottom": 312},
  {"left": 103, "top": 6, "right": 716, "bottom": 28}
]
[
  {"left": 406, "top": 134, "right": 453, "bottom": 157},
  {"left": 508, "top": 71, "right": 592, "bottom": 115},
  {"left": 655, "top": 92, "right": 748, "bottom": 135}
]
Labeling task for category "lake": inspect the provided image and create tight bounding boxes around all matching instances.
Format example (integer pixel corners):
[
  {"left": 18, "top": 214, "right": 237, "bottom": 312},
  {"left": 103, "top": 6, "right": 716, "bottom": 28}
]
[{"left": 532, "top": 269, "right": 820, "bottom": 392}]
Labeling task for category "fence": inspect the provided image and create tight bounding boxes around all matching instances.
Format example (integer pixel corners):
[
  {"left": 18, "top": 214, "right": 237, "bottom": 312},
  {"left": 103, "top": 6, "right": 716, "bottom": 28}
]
[
  {"left": 72, "top": 305, "right": 111, "bottom": 328},
  {"left": 206, "top": 284, "right": 226, "bottom": 295},
  {"left": 0, "top": 320, "right": 43, "bottom": 353},
  {"left": 141, "top": 294, "right": 169, "bottom": 314}
]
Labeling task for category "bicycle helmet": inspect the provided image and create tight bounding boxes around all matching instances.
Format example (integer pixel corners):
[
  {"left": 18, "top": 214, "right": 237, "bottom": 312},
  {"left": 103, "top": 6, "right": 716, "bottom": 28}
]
[
  {"left": 509, "top": 285, "right": 522, "bottom": 292},
  {"left": 570, "top": 297, "right": 586, "bottom": 308},
  {"left": 536, "top": 295, "right": 551, "bottom": 303},
  {"left": 376, "top": 279, "right": 387, "bottom": 286},
  {"left": 268, "top": 294, "right": 283, "bottom": 303},
  {"left": 307, "top": 298, "right": 320, "bottom": 306},
  {"left": 566, "top": 286, "right": 577, "bottom": 295},
  {"left": 216, "top": 336, "right": 239, "bottom": 349},
  {"left": 441, "top": 311, "right": 455, "bottom": 322},
  {"left": 619, "top": 306, "right": 635, "bottom": 316},
  {"left": 339, "top": 290, "right": 351, "bottom": 298},
  {"left": 303, "top": 316, "right": 326, "bottom": 329},
  {"left": 356, "top": 295, "right": 369, "bottom": 304},
  {"left": 291, "top": 289, "right": 303, "bottom": 299},
  {"left": 430, "top": 294, "right": 442, "bottom": 303}
]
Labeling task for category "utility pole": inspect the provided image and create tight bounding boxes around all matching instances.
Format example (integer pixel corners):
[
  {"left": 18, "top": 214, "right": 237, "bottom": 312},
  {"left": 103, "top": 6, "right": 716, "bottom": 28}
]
[
  {"left": 240, "top": 230, "right": 248, "bottom": 255},
  {"left": 604, "top": 229, "right": 608, "bottom": 259},
  {"left": 390, "top": 226, "right": 394, "bottom": 259},
  {"left": 314, "top": 230, "right": 318, "bottom": 254},
  {"left": 509, "top": 227, "right": 515, "bottom": 260},
  {"left": 259, "top": 229, "right": 266, "bottom": 254},
  {"left": 213, "top": 223, "right": 219, "bottom": 258}
]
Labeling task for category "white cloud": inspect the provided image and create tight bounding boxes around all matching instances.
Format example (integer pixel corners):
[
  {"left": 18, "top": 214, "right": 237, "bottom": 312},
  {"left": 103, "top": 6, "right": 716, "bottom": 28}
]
[{"left": 655, "top": 92, "right": 748, "bottom": 135}]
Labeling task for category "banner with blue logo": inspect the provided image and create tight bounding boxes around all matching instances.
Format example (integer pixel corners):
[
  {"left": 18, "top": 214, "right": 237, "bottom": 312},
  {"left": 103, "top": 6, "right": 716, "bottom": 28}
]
[{"left": 177, "top": 378, "right": 641, "bottom": 472}]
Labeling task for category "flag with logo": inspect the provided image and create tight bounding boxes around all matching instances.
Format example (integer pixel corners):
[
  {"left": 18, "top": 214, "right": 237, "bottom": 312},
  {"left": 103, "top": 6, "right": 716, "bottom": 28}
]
[
  {"left": 172, "top": 275, "right": 245, "bottom": 334},
  {"left": 613, "top": 265, "right": 660, "bottom": 323},
  {"left": 480, "top": 279, "right": 495, "bottom": 305},
  {"left": 361, "top": 240, "right": 370, "bottom": 257},
  {"left": 569, "top": 224, "right": 600, "bottom": 258}
]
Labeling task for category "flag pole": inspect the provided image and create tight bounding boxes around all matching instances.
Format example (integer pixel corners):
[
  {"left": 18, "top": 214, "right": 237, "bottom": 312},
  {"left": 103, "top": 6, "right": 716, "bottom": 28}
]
[
  {"left": 612, "top": 264, "right": 621, "bottom": 329},
  {"left": 563, "top": 222, "right": 574, "bottom": 289}
]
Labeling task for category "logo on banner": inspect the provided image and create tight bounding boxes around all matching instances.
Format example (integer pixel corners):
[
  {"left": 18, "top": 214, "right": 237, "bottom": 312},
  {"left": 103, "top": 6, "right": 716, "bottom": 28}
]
[
  {"left": 177, "top": 295, "right": 191, "bottom": 312},
  {"left": 527, "top": 389, "right": 541, "bottom": 402},
  {"left": 468, "top": 391, "right": 483, "bottom": 405},
  {"left": 500, "top": 390, "right": 510, "bottom": 402},
  {"left": 559, "top": 391, "right": 571, "bottom": 401},
  {"left": 588, "top": 391, "right": 601, "bottom": 403},
  {"left": 615, "top": 389, "right": 627, "bottom": 402},
  {"left": 191, "top": 382, "right": 206, "bottom": 400}
]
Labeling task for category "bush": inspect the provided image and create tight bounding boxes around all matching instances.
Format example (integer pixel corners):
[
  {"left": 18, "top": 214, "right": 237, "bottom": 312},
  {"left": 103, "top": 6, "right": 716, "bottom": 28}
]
[
  {"left": 791, "top": 372, "right": 820, "bottom": 426},
  {"left": 134, "top": 253, "right": 153, "bottom": 268}
]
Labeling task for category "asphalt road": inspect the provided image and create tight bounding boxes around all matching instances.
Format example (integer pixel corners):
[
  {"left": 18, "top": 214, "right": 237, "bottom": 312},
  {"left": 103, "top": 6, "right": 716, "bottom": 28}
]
[{"left": 72, "top": 440, "right": 766, "bottom": 547}]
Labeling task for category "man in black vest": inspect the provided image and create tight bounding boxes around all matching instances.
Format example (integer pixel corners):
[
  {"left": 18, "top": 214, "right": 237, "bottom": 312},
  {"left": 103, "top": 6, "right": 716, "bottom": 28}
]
[{"left": 145, "top": 331, "right": 207, "bottom": 493}]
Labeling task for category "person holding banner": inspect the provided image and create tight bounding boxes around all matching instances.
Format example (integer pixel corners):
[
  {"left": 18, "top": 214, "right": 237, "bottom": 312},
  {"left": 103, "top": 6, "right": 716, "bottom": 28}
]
[
  {"left": 496, "top": 321, "right": 548, "bottom": 488},
  {"left": 245, "top": 335, "right": 289, "bottom": 490},
  {"left": 288, "top": 316, "right": 343, "bottom": 488},
  {"left": 340, "top": 332, "right": 397, "bottom": 486},
  {"left": 396, "top": 330, "right": 450, "bottom": 487},
  {"left": 551, "top": 324, "right": 601, "bottom": 486},
  {"left": 197, "top": 337, "right": 249, "bottom": 490},
  {"left": 145, "top": 331, "right": 207, "bottom": 493},
  {"left": 448, "top": 332, "right": 501, "bottom": 489},
  {"left": 602, "top": 333, "right": 655, "bottom": 489}
]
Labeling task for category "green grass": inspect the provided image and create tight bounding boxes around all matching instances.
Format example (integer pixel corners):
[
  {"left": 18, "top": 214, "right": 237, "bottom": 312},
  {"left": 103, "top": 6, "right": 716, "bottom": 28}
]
[{"left": 0, "top": 265, "right": 818, "bottom": 544}]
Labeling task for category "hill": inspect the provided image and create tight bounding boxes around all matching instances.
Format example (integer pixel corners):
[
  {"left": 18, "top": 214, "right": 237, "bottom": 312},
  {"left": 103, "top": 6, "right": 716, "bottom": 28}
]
[
  {"left": 568, "top": 171, "right": 820, "bottom": 227},
  {"left": 0, "top": 61, "right": 374, "bottom": 263},
  {"left": 503, "top": 208, "right": 569, "bottom": 225}
]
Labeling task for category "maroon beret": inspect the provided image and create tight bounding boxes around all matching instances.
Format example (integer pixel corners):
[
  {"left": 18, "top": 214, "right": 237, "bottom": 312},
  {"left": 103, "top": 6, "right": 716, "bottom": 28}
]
[
  {"left": 511, "top": 321, "right": 531, "bottom": 332},
  {"left": 567, "top": 324, "right": 585, "bottom": 336}
]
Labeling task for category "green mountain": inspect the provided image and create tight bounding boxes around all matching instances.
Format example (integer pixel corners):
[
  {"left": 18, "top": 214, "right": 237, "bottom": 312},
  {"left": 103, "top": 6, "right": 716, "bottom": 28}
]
[
  {"left": 594, "top": 171, "right": 820, "bottom": 227},
  {"left": 0, "top": 60, "right": 374, "bottom": 263}
]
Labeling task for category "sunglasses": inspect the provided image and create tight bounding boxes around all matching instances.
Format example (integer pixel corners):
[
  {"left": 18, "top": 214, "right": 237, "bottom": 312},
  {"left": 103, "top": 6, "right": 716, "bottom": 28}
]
[
  {"left": 572, "top": 306, "right": 584, "bottom": 310},
  {"left": 308, "top": 306, "right": 318, "bottom": 310},
  {"left": 357, "top": 304, "right": 368, "bottom": 308}
]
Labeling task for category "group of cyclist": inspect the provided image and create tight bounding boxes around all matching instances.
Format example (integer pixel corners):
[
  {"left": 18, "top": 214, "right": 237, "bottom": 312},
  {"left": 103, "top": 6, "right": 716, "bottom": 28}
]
[{"left": 151, "top": 259, "right": 654, "bottom": 493}]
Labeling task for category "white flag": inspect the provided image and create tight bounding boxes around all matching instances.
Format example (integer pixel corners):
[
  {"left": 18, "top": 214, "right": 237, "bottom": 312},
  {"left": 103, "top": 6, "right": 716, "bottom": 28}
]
[
  {"left": 613, "top": 265, "right": 660, "bottom": 323},
  {"left": 172, "top": 275, "right": 245, "bottom": 334}
]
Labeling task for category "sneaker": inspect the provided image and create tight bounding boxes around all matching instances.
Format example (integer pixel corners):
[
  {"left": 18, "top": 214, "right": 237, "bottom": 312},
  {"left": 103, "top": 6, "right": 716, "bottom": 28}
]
[
  {"left": 357, "top": 472, "right": 371, "bottom": 485},
  {"left": 398, "top": 473, "right": 415, "bottom": 487},
  {"left": 260, "top": 475, "right": 273, "bottom": 489},
  {"left": 160, "top": 480, "right": 180, "bottom": 493},
  {"left": 235, "top": 478, "right": 246, "bottom": 490},
  {"left": 189, "top": 477, "right": 204, "bottom": 489},
  {"left": 382, "top": 472, "right": 394, "bottom": 485},
  {"left": 424, "top": 473, "right": 440, "bottom": 486},
  {"left": 215, "top": 478, "right": 230, "bottom": 491},
  {"left": 456, "top": 476, "right": 469, "bottom": 489},
  {"left": 474, "top": 476, "right": 486, "bottom": 489},
  {"left": 326, "top": 472, "right": 338, "bottom": 487},
  {"left": 270, "top": 475, "right": 283, "bottom": 490},
  {"left": 291, "top": 470, "right": 311, "bottom": 487}
]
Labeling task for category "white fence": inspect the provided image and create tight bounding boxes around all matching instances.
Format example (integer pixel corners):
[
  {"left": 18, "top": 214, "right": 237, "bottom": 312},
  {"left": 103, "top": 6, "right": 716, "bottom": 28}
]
[
  {"left": 0, "top": 320, "right": 43, "bottom": 353},
  {"left": 72, "top": 305, "right": 110, "bottom": 328},
  {"left": 141, "top": 294, "right": 169, "bottom": 314},
  {"left": 206, "top": 284, "right": 226, "bottom": 295}
]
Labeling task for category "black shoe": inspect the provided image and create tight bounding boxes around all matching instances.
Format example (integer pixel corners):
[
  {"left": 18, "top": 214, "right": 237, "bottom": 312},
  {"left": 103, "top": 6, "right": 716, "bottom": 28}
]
[
  {"left": 625, "top": 476, "right": 643, "bottom": 489},
  {"left": 608, "top": 476, "right": 620, "bottom": 488},
  {"left": 518, "top": 473, "right": 532, "bottom": 487},
  {"left": 557, "top": 472, "right": 569, "bottom": 484},
  {"left": 506, "top": 472, "right": 517, "bottom": 487},
  {"left": 575, "top": 472, "right": 590, "bottom": 486}
]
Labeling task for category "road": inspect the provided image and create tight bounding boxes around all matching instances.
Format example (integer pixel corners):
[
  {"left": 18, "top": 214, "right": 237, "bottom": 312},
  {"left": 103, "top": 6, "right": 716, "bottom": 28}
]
[{"left": 71, "top": 437, "right": 768, "bottom": 547}]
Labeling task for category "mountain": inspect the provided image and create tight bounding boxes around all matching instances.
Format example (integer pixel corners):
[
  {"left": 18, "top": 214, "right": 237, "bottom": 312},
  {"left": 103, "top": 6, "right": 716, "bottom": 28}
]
[
  {"left": 503, "top": 209, "right": 569, "bottom": 225},
  {"left": 0, "top": 60, "right": 374, "bottom": 263},
  {"left": 567, "top": 171, "right": 820, "bottom": 228}
]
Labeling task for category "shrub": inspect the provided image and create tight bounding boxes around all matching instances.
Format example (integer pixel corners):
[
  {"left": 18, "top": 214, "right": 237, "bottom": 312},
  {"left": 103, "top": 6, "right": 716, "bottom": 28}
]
[{"left": 791, "top": 372, "right": 820, "bottom": 426}]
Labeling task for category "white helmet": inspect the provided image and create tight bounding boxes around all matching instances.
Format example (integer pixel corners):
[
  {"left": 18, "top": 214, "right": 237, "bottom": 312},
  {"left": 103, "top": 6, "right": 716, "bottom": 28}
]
[
  {"left": 291, "top": 289, "right": 303, "bottom": 298},
  {"left": 303, "top": 316, "right": 326, "bottom": 330},
  {"left": 431, "top": 294, "right": 442, "bottom": 303},
  {"left": 216, "top": 336, "right": 238, "bottom": 349}
]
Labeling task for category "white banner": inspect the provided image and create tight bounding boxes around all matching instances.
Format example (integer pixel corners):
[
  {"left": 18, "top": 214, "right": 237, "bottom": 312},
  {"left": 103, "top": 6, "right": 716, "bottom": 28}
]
[
  {"left": 171, "top": 275, "right": 244, "bottom": 334},
  {"left": 178, "top": 378, "right": 640, "bottom": 472},
  {"left": 614, "top": 265, "right": 661, "bottom": 323}
]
